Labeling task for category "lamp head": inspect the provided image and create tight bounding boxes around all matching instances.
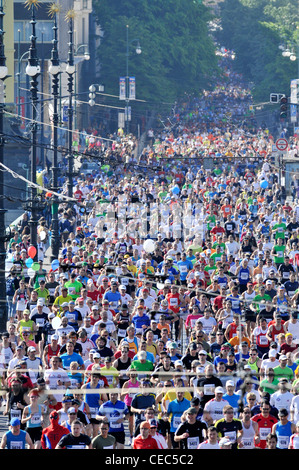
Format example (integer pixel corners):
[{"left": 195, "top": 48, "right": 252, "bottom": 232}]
[
  {"left": 0, "top": 65, "right": 8, "bottom": 80},
  {"left": 26, "top": 64, "right": 40, "bottom": 77}
]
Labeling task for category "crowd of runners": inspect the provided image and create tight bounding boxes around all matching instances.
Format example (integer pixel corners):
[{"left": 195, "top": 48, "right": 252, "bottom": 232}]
[{"left": 1, "top": 51, "right": 299, "bottom": 450}]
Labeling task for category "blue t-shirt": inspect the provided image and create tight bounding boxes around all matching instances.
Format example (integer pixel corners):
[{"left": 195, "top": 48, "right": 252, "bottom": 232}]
[
  {"left": 60, "top": 352, "right": 84, "bottom": 369},
  {"left": 5, "top": 430, "right": 27, "bottom": 449},
  {"left": 167, "top": 398, "right": 190, "bottom": 433},
  {"left": 103, "top": 291, "right": 121, "bottom": 310},
  {"left": 98, "top": 400, "right": 129, "bottom": 433},
  {"left": 222, "top": 393, "right": 240, "bottom": 413},
  {"left": 177, "top": 260, "right": 193, "bottom": 281}
]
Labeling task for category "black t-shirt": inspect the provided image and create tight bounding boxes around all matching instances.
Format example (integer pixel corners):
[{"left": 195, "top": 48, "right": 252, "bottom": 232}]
[
  {"left": 60, "top": 342, "right": 83, "bottom": 355},
  {"left": 182, "top": 353, "right": 199, "bottom": 370},
  {"left": 215, "top": 418, "right": 243, "bottom": 449},
  {"left": 175, "top": 420, "right": 207, "bottom": 449},
  {"left": 196, "top": 376, "right": 223, "bottom": 408},
  {"left": 30, "top": 312, "right": 49, "bottom": 341},
  {"left": 57, "top": 432, "right": 91, "bottom": 449},
  {"left": 278, "top": 264, "right": 295, "bottom": 280}
]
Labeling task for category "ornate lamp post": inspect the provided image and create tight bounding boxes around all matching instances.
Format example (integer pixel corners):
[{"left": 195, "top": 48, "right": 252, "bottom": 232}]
[
  {"left": 48, "top": 2, "right": 61, "bottom": 261},
  {"left": 65, "top": 10, "right": 76, "bottom": 202},
  {"left": 0, "top": 0, "right": 9, "bottom": 331},
  {"left": 25, "top": 0, "right": 41, "bottom": 261}
]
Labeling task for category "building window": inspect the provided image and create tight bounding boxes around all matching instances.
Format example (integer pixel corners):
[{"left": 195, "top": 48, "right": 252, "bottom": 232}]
[{"left": 14, "top": 20, "right": 53, "bottom": 42}]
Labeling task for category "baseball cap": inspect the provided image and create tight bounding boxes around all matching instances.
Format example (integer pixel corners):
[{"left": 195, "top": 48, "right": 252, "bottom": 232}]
[
  {"left": 226, "top": 380, "right": 235, "bottom": 387},
  {"left": 187, "top": 407, "right": 198, "bottom": 415},
  {"left": 268, "top": 349, "right": 277, "bottom": 357},
  {"left": 215, "top": 386, "right": 225, "bottom": 394},
  {"left": 219, "top": 437, "right": 231, "bottom": 447},
  {"left": 174, "top": 360, "right": 183, "bottom": 367},
  {"left": 68, "top": 407, "right": 77, "bottom": 414},
  {"left": 10, "top": 418, "right": 21, "bottom": 426},
  {"left": 149, "top": 419, "right": 158, "bottom": 428},
  {"left": 140, "top": 421, "right": 151, "bottom": 429}
]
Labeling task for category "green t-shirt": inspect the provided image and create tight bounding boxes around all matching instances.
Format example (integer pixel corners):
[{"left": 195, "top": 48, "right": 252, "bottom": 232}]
[
  {"left": 210, "top": 252, "right": 222, "bottom": 264},
  {"left": 206, "top": 215, "right": 216, "bottom": 231},
  {"left": 212, "top": 242, "right": 226, "bottom": 253},
  {"left": 273, "top": 364, "right": 294, "bottom": 381},
  {"left": 272, "top": 223, "right": 287, "bottom": 239},
  {"left": 273, "top": 244, "right": 286, "bottom": 264},
  {"left": 259, "top": 377, "right": 279, "bottom": 395},
  {"left": 34, "top": 287, "right": 50, "bottom": 300},
  {"left": 64, "top": 280, "right": 83, "bottom": 299},
  {"left": 92, "top": 434, "right": 116, "bottom": 449},
  {"left": 130, "top": 360, "right": 154, "bottom": 372},
  {"left": 252, "top": 294, "right": 272, "bottom": 312},
  {"left": 53, "top": 294, "right": 74, "bottom": 312}
]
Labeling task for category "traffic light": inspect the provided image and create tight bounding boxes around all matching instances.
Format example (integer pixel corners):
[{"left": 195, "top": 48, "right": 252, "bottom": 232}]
[{"left": 280, "top": 96, "right": 288, "bottom": 119}]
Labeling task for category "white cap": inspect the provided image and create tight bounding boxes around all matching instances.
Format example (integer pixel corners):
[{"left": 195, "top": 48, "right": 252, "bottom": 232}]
[
  {"left": 219, "top": 437, "right": 231, "bottom": 447},
  {"left": 226, "top": 380, "right": 235, "bottom": 387},
  {"left": 215, "top": 386, "right": 225, "bottom": 394}
]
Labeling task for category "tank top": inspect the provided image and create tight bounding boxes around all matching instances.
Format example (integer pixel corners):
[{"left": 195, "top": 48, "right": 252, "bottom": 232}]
[
  {"left": 277, "top": 296, "right": 289, "bottom": 317},
  {"left": 84, "top": 382, "right": 101, "bottom": 419},
  {"left": 286, "top": 321, "right": 299, "bottom": 343},
  {"left": 238, "top": 267, "right": 250, "bottom": 285},
  {"left": 124, "top": 380, "right": 140, "bottom": 407},
  {"left": 26, "top": 405, "right": 43, "bottom": 428},
  {"left": 270, "top": 324, "right": 286, "bottom": 342},
  {"left": 255, "top": 327, "right": 270, "bottom": 348},
  {"left": 9, "top": 391, "right": 27, "bottom": 422},
  {"left": 46, "top": 344, "right": 61, "bottom": 365},
  {"left": 116, "top": 357, "right": 132, "bottom": 385},
  {"left": 217, "top": 276, "right": 228, "bottom": 288},
  {"left": 241, "top": 421, "right": 256, "bottom": 449},
  {"left": 246, "top": 358, "right": 259, "bottom": 373},
  {"left": 6, "top": 430, "right": 27, "bottom": 449},
  {"left": 117, "top": 314, "right": 131, "bottom": 338},
  {"left": 276, "top": 420, "right": 293, "bottom": 449},
  {"left": 243, "top": 291, "right": 256, "bottom": 306}
]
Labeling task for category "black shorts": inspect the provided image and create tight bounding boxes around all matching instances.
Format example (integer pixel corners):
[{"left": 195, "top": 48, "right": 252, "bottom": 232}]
[
  {"left": 27, "top": 426, "right": 43, "bottom": 443},
  {"left": 109, "top": 431, "right": 126, "bottom": 445},
  {"left": 170, "top": 431, "right": 180, "bottom": 449},
  {"left": 245, "top": 312, "right": 256, "bottom": 323},
  {"left": 89, "top": 417, "right": 100, "bottom": 425}
]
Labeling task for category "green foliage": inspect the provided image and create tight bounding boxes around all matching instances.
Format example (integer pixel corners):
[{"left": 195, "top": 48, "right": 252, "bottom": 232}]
[
  {"left": 215, "top": 0, "right": 298, "bottom": 102},
  {"left": 92, "top": 0, "right": 219, "bottom": 108}
]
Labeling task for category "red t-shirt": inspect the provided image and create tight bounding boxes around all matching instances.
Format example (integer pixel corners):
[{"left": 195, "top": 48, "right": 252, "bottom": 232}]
[
  {"left": 132, "top": 435, "right": 159, "bottom": 449},
  {"left": 251, "top": 413, "right": 278, "bottom": 448}
]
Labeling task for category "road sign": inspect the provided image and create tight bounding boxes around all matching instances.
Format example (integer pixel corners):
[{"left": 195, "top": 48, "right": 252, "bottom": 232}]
[{"left": 275, "top": 138, "right": 288, "bottom": 151}]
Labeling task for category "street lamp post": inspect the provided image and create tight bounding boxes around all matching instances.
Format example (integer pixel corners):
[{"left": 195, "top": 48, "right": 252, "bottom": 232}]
[
  {"left": 48, "top": 4, "right": 61, "bottom": 262},
  {"left": 74, "top": 44, "right": 90, "bottom": 130},
  {"left": 124, "top": 24, "right": 141, "bottom": 135},
  {"left": 25, "top": 0, "right": 41, "bottom": 262},
  {"left": 66, "top": 10, "right": 76, "bottom": 203},
  {"left": 0, "top": 0, "right": 8, "bottom": 332}
]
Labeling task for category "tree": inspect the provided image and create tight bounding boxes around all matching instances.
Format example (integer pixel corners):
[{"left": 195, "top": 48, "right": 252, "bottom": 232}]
[
  {"left": 92, "top": 0, "right": 219, "bottom": 108},
  {"left": 215, "top": 0, "right": 298, "bottom": 102}
]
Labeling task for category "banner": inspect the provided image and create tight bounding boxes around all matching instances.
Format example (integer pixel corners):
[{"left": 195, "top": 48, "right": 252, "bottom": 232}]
[
  {"left": 290, "top": 79, "right": 298, "bottom": 123},
  {"left": 129, "top": 76, "right": 136, "bottom": 100},
  {"left": 119, "top": 77, "right": 126, "bottom": 100}
]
